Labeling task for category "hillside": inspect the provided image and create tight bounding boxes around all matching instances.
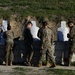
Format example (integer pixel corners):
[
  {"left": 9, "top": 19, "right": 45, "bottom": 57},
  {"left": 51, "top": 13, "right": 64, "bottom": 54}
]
[{"left": 0, "top": 0, "right": 75, "bottom": 21}]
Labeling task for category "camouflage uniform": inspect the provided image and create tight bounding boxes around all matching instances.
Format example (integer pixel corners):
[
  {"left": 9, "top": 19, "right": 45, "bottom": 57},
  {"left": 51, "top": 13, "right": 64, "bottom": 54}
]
[
  {"left": 4, "top": 30, "right": 14, "bottom": 66},
  {"left": 68, "top": 26, "right": 75, "bottom": 65},
  {"left": 23, "top": 28, "right": 33, "bottom": 65},
  {"left": 38, "top": 27, "right": 55, "bottom": 66}
]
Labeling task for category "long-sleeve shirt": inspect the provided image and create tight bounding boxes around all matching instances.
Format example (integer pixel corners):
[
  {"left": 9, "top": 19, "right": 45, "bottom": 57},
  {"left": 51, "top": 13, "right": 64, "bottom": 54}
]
[{"left": 23, "top": 28, "right": 33, "bottom": 45}]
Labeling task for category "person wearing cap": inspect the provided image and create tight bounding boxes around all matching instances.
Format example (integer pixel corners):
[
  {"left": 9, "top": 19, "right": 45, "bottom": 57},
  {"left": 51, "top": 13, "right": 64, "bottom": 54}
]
[
  {"left": 3, "top": 23, "right": 14, "bottom": 66},
  {"left": 23, "top": 21, "right": 34, "bottom": 66},
  {"left": 67, "top": 21, "right": 75, "bottom": 66},
  {"left": 37, "top": 21, "right": 56, "bottom": 67}
]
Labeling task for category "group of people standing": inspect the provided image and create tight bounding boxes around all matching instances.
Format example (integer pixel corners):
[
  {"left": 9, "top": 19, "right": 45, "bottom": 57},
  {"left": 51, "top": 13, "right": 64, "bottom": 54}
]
[
  {"left": 23, "top": 21, "right": 56, "bottom": 68},
  {"left": 0, "top": 20, "right": 75, "bottom": 68},
  {"left": 1, "top": 21, "right": 56, "bottom": 68}
]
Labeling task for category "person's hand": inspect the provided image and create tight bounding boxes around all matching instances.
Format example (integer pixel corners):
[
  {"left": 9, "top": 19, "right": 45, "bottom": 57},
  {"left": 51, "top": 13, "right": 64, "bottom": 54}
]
[
  {"left": 41, "top": 46, "right": 43, "bottom": 49},
  {"left": 67, "top": 33, "right": 70, "bottom": 38}
]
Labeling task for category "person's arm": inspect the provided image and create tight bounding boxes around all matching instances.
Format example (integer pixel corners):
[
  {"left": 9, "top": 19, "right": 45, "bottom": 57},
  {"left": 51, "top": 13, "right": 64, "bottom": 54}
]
[
  {"left": 28, "top": 29, "right": 33, "bottom": 40},
  {"left": 12, "top": 31, "right": 14, "bottom": 38},
  {"left": 37, "top": 28, "right": 42, "bottom": 39},
  {"left": 25, "top": 29, "right": 33, "bottom": 44},
  {"left": 3, "top": 32, "right": 7, "bottom": 39},
  {"left": 70, "top": 28, "right": 75, "bottom": 39},
  {"left": 23, "top": 28, "right": 27, "bottom": 40},
  {"left": 22, "top": 28, "right": 25, "bottom": 39},
  {"left": 51, "top": 30, "right": 55, "bottom": 45}
]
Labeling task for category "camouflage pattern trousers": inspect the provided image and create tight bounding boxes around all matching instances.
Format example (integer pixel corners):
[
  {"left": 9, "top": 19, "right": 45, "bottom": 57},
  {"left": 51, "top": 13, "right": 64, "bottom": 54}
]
[
  {"left": 6, "top": 41, "right": 14, "bottom": 63},
  {"left": 39, "top": 47, "right": 55, "bottom": 64},
  {"left": 68, "top": 41, "right": 75, "bottom": 65}
]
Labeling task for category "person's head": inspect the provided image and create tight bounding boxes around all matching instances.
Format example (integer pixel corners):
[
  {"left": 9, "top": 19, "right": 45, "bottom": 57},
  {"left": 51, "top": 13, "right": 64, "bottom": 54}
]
[
  {"left": 42, "top": 21, "right": 48, "bottom": 27},
  {"left": 67, "top": 21, "right": 74, "bottom": 28},
  {"left": 26, "top": 21, "right": 33, "bottom": 29}
]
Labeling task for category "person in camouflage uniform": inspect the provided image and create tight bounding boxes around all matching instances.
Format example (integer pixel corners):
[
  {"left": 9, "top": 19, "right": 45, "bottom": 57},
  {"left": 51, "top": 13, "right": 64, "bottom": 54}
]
[
  {"left": 67, "top": 21, "right": 75, "bottom": 66},
  {"left": 4, "top": 24, "right": 14, "bottom": 66},
  {"left": 37, "top": 21, "right": 56, "bottom": 67},
  {"left": 23, "top": 21, "right": 34, "bottom": 66}
]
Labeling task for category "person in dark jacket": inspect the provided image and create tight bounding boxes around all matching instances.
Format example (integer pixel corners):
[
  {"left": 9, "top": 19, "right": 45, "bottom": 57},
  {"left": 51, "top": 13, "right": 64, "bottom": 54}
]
[{"left": 23, "top": 21, "right": 34, "bottom": 66}]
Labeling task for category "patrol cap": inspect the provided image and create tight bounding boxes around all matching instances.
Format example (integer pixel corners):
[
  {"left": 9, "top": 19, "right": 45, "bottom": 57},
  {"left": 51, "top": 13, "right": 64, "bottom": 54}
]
[
  {"left": 67, "top": 21, "right": 74, "bottom": 27},
  {"left": 42, "top": 21, "right": 48, "bottom": 26},
  {"left": 67, "top": 21, "right": 74, "bottom": 25}
]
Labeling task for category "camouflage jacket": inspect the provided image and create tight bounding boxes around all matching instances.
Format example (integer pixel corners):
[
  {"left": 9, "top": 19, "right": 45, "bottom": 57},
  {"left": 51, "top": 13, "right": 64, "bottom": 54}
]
[
  {"left": 38, "top": 27, "right": 54, "bottom": 48},
  {"left": 4, "top": 30, "right": 14, "bottom": 43},
  {"left": 69, "top": 26, "right": 75, "bottom": 52},
  {"left": 69, "top": 26, "right": 75, "bottom": 41}
]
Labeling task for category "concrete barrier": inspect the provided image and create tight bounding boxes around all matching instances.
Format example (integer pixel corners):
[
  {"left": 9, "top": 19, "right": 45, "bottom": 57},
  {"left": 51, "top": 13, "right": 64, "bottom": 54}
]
[
  {"left": 0, "top": 39, "right": 40, "bottom": 65},
  {"left": 0, "top": 45, "right": 5, "bottom": 64},
  {"left": 55, "top": 41, "right": 70, "bottom": 65},
  {"left": 0, "top": 40, "right": 75, "bottom": 65}
]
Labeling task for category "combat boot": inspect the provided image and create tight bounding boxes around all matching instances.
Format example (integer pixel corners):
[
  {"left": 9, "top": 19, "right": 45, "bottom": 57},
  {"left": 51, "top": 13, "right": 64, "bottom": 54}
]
[
  {"left": 10, "top": 61, "right": 12, "bottom": 66},
  {"left": 24, "top": 62, "right": 31, "bottom": 66},
  {"left": 50, "top": 62, "right": 56, "bottom": 68},
  {"left": 6, "top": 61, "right": 8, "bottom": 66},
  {"left": 46, "top": 61, "right": 51, "bottom": 67},
  {"left": 37, "top": 62, "right": 42, "bottom": 67},
  {"left": 69, "top": 64, "right": 71, "bottom": 66},
  {"left": 67, "top": 59, "right": 71, "bottom": 66},
  {"left": 27, "top": 62, "right": 31, "bottom": 66}
]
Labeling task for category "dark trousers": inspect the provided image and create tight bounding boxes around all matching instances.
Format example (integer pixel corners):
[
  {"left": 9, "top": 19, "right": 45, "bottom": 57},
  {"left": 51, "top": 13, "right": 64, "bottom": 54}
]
[{"left": 25, "top": 44, "right": 34, "bottom": 63}]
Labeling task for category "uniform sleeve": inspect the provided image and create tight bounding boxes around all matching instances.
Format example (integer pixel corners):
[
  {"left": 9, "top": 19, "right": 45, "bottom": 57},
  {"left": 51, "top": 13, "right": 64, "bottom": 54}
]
[
  {"left": 12, "top": 31, "right": 14, "bottom": 38},
  {"left": 70, "top": 27, "right": 75, "bottom": 39},
  {"left": 28, "top": 30, "right": 33, "bottom": 41},
  {"left": 51, "top": 30, "right": 54, "bottom": 44},
  {"left": 23, "top": 28, "right": 27, "bottom": 39},
  {"left": 37, "top": 28, "right": 42, "bottom": 39},
  {"left": 26, "top": 28, "right": 33, "bottom": 43}
]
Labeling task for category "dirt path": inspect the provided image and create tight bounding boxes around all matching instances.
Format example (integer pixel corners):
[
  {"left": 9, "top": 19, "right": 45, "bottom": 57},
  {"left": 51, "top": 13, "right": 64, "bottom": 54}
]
[{"left": 0, "top": 65, "right": 75, "bottom": 75}]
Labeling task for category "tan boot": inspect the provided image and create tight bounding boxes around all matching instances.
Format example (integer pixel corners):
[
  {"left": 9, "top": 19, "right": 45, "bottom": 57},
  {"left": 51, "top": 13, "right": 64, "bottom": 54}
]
[
  {"left": 68, "top": 62, "right": 71, "bottom": 66},
  {"left": 6, "top": 61, "right": 8, "bottom": 66},
  {"left": 37, "top": 62, "right": 42, "bottom": 67},
  {"left": 46, "top": 61, "right": 51, "bottom": 67},
  {"left": 10, "top": 61, "right": 12, "bottom": 66},
  {"left": 50, "top": 63, "right": 56, "bottom": 68}
]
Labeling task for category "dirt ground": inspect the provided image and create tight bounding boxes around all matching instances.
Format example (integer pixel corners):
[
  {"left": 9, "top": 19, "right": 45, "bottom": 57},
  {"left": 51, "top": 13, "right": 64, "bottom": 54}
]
[{"left": 0, "top": 65, "right": 75, "bottom": 75}]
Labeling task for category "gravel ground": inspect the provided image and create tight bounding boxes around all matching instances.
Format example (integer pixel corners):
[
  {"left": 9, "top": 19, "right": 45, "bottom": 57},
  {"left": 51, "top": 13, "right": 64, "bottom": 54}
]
[{"left": 0, "top": 65, "right": 75, "bottom": 75}]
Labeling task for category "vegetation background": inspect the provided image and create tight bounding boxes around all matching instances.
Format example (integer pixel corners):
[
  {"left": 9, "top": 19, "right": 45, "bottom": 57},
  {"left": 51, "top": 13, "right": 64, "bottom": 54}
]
[
  {"left": 0, "top": 0, "right": 75, "bottom": 21},
  {"left": 0, "top": 0, "right": 75, "bottom": 38}
]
